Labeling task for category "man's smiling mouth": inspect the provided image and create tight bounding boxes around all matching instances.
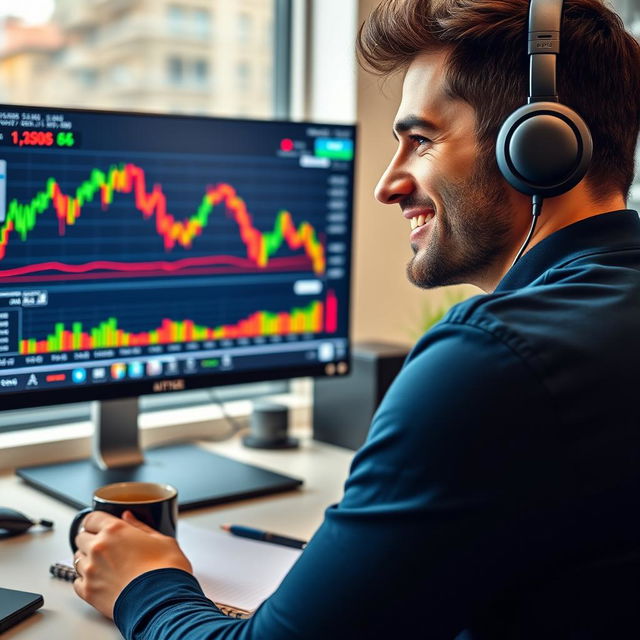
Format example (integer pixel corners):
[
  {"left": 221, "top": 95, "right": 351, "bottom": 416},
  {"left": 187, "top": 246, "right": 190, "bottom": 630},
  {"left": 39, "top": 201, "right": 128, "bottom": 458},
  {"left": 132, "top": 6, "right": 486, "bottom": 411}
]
[{"left": 410, "top": 212, "right": 435, "bottom": 230}]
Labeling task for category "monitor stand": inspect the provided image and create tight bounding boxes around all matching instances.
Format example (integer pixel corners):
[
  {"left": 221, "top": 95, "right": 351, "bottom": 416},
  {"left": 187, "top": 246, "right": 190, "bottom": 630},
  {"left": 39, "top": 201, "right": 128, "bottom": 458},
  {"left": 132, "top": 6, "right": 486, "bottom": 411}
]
[{"left": 16, "top": 397, "right": 303, "bottom": 511}]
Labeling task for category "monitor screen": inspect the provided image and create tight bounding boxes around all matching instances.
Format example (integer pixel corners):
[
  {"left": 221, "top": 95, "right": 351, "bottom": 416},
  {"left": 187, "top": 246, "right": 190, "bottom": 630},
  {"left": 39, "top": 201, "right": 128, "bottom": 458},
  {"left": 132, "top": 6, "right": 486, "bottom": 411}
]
[{"left": 0, "top": 105, "right": 355, "bottom": 409}]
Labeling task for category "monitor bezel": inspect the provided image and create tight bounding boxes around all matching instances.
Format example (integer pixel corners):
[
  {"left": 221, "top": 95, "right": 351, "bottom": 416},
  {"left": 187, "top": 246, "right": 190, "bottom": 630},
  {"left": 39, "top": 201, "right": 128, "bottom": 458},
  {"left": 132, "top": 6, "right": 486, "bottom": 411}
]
[
  {"left": 0, "top": 103, "right": 356, "bottom": 411},
  {"left": 0, "top": 360, "right": 351, "bottom": 410}
]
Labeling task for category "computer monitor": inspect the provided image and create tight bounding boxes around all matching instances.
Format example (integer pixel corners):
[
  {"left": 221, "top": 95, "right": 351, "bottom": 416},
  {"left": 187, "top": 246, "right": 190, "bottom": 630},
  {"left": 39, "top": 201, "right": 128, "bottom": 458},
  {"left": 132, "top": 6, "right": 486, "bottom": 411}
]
[{"left": 0, "top": 104, "right": 355, "bottom": 509}]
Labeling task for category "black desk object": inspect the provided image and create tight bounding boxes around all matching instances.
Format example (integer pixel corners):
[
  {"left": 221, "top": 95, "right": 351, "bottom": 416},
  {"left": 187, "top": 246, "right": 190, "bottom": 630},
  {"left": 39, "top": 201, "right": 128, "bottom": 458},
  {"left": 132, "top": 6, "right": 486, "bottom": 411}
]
[
  {"left": 16, "top": 443, "right": 303, "bottom": 511},
  {"left": 0, "top": 587, "right": 44, "bottom": 633}
]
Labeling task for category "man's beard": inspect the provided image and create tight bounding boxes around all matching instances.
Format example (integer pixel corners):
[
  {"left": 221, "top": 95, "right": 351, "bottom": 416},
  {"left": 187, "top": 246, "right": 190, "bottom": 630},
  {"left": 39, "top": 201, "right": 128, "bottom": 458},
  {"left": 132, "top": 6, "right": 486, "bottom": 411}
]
[{"left": 406, "top": 152, "right": 512, "bottom": 289}]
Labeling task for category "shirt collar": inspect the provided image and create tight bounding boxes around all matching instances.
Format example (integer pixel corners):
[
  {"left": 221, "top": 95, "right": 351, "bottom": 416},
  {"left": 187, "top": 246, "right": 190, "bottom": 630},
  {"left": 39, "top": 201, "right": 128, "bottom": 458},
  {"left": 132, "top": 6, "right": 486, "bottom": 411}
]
[{"left": 496, "top": 210, "right": 640, "bottom": 292}]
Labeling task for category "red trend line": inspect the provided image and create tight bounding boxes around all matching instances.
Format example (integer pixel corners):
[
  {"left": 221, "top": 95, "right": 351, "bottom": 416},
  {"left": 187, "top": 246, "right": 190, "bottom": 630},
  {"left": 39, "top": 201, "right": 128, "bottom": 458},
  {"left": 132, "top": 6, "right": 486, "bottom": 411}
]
[{"left": 0, "top": 254, "right": 313, "bottom": 279}]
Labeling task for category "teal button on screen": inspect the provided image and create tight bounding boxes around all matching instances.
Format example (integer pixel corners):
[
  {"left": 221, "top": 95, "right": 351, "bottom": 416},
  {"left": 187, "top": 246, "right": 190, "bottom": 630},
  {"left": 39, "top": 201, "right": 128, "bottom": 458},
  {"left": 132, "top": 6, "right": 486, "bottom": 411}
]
[{"left": 315, "top": 138, "right": 354, "bottom": 161}]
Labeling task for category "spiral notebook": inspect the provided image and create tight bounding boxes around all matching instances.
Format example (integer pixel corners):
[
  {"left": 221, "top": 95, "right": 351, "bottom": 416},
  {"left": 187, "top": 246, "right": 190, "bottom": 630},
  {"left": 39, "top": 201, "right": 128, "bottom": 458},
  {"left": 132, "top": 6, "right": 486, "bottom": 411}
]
[
  {"left": 53, "top": 521, "right": 303, "bottom": 619},
  {"left": 178, "top": 522, "right": 303, "bottom": 616}
]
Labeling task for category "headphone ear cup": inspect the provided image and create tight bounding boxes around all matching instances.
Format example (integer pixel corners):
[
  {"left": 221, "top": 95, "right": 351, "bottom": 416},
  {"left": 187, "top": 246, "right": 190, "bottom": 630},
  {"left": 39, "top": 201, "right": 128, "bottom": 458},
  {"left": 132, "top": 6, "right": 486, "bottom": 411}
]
[{"left": 496, "top": 102, "right": 593, "bottom": 198}]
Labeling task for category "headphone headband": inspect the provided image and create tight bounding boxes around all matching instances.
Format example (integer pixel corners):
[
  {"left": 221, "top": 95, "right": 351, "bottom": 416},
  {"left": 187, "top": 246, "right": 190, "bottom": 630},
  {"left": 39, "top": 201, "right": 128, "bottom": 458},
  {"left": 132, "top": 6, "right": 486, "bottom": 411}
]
[{"left": 528, "top": 0, "right": 563, "bottom": 102}]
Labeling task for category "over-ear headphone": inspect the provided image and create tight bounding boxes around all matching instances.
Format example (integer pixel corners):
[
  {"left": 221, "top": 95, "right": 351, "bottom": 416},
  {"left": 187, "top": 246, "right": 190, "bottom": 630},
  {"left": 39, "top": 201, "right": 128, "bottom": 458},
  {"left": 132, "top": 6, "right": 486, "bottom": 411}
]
[{"left": 496, "top": 0, "right": 593, "bottom": 199}]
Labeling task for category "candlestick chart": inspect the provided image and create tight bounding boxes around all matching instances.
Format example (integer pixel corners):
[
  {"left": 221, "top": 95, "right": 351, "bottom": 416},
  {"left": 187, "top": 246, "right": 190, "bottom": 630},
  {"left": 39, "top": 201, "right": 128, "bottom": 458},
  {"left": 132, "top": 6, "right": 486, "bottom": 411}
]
[{"left": 0, "top": 162, "right": 326, "bottom": 282}]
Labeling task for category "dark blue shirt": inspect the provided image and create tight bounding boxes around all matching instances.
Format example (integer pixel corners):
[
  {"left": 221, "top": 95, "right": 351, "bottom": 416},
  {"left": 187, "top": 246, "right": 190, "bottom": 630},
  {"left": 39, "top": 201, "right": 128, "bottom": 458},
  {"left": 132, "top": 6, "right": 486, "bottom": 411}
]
[{"left": 114, "top": 210, "right": 640, "bottom": 639}]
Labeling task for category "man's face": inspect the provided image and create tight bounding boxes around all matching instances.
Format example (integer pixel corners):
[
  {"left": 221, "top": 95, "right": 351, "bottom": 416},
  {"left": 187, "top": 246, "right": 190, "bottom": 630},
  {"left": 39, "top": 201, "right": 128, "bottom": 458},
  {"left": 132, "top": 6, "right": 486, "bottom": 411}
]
[{"left": 375, "top": 50, "right": 515, "bottom": 290}]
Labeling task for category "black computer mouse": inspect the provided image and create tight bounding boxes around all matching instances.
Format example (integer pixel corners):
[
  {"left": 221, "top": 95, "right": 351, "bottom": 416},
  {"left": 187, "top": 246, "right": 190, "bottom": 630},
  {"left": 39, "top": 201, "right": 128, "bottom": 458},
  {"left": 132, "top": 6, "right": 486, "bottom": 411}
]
[{"left": 0, "top": 507, "right": 53, "bottom": 539}]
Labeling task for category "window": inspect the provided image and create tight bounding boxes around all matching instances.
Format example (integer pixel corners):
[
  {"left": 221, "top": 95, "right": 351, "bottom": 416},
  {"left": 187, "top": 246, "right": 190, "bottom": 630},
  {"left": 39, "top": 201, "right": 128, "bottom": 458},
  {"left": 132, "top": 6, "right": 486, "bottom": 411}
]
[
  {"left": 111, "top": 62, "right": 132, "bottom": 87},
  {"left": 167, "top": 55, "right": 184, "bottom": 85},
  {"left": 167, "top": 4, "right": 186, "bottom": 35},
  {"left": 237, "top": 60, "right": 251, "bottom": 92},
  {"left": 193, "top": 8, "right": 211, "bottom": 39},
  {"left": 193, "top": 58, "right": 209, "bottom": 87},
  {"left": 237, "top": 12, "right": 253, "bottom": 43},
  {"left": 76, "top": 68, "right": 98, "bottom": 87}
]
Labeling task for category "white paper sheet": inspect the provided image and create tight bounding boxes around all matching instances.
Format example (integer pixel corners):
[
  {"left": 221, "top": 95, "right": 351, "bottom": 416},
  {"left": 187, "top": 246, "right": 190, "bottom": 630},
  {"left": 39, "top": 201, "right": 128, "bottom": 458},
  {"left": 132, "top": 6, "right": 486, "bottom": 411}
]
[{"left": 177, "top": 522, "right": 302, "bottom": 612}]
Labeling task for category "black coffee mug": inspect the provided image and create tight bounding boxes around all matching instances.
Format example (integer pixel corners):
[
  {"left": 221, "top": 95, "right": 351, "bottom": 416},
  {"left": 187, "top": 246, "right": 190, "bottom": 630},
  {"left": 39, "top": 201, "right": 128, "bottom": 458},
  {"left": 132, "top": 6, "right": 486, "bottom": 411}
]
[{"left": 69, "top": 481, "right": 178, "bottom": 553}]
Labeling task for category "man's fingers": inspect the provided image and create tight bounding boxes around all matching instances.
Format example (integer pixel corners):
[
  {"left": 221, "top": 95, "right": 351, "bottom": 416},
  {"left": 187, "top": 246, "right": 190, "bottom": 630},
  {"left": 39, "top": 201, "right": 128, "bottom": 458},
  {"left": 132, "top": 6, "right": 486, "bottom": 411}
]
[
  {"left": 74, "top": 529, "right": 94, "bottom": 554},
  {"left": 72, "top": 572, "right": 84, "bottom": 597},
  {"left": 73, "top": 552, "right": 84, "bottom": 578},
  {"left": 81, "top": 510, "right": 122, "bottom": 534},
  {"left": 121, "top": 510, "right": 159, "bottom": 535}
]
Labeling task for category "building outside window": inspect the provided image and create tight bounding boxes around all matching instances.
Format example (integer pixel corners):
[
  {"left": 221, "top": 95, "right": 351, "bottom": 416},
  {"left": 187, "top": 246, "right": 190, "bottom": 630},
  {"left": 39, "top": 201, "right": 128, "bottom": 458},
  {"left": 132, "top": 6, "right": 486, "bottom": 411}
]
[{"left": 0, "top": 0, "right": 278, "bottom": 120}]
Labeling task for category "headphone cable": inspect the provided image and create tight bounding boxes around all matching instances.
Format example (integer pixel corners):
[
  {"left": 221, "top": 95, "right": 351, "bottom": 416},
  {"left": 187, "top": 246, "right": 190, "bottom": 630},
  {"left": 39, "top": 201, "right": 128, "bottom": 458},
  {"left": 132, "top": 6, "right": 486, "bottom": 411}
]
[{"left": 510, "top": 194, "right": 543, "bottom": 268}]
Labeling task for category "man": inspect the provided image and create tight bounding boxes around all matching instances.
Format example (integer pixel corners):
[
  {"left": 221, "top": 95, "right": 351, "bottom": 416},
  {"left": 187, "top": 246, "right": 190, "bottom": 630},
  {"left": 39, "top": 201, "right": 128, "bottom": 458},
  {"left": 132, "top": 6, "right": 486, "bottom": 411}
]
[{"left": 73, "top": 1, "right": 640, "bottom": 637}]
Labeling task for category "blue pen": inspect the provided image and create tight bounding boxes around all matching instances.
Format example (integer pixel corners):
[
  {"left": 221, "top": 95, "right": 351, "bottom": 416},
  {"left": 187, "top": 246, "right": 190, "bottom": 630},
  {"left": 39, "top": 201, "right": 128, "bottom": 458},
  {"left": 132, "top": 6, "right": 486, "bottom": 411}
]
[{"left": 221, "top": 523, "right": 307, "bottom": 549}]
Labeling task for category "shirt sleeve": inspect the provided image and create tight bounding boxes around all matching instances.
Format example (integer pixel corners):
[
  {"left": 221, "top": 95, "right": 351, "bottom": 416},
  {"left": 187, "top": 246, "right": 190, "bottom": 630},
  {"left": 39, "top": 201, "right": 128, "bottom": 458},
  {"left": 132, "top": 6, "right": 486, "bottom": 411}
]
[{"left": 114, "top": 322, "right": 557, "bottom": 640}]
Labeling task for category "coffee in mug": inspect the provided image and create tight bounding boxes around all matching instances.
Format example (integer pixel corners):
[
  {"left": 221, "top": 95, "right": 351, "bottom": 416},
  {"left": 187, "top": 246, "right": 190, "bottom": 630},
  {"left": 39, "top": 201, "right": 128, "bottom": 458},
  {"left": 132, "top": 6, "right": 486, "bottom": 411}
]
[{"left": 69, "top": 481, "right": 178, "bottom": 553}]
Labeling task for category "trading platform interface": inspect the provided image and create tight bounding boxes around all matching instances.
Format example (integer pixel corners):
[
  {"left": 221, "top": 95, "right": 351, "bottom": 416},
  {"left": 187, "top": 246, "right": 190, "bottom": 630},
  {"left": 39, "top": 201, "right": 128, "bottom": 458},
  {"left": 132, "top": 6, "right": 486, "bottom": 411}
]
[{"left": 0, "top": 106, "right": 354, "bottom": 399}]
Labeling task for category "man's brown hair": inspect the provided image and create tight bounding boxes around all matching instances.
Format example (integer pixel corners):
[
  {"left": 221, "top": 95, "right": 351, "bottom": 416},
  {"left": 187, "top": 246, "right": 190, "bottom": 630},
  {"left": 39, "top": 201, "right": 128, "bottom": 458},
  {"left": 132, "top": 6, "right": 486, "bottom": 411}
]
[{"left": 357, "top": 0, "right": 640, "bottom": 201}]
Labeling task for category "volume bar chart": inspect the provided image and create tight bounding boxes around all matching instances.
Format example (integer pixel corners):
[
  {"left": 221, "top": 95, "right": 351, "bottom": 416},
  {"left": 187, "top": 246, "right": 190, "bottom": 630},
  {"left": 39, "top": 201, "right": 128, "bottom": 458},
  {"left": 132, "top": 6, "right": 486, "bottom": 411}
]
[{"left": 20, "top": 291, "right": 339, "bottom": 355}]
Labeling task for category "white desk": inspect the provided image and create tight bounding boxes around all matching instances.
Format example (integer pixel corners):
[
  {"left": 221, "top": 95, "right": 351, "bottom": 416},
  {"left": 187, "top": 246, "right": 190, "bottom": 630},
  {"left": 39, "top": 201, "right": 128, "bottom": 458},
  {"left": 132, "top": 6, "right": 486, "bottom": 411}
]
[{"left": 0, "top": 432, "right": 354, "bottom": 639}]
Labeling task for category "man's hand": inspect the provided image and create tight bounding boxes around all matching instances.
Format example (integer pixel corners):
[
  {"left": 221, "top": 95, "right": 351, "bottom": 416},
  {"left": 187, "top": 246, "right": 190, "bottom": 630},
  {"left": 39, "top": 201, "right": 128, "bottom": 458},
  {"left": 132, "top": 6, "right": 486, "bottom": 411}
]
[{"left": 73, "top": 510, "right": 193, "bottom": 619}]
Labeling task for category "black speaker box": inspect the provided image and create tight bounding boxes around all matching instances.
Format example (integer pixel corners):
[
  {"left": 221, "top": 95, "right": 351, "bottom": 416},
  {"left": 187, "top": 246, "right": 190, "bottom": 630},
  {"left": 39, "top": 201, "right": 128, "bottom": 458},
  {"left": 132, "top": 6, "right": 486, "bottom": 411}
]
[{"left": 313, "top": 341, "right": 409, "bottom": 450}]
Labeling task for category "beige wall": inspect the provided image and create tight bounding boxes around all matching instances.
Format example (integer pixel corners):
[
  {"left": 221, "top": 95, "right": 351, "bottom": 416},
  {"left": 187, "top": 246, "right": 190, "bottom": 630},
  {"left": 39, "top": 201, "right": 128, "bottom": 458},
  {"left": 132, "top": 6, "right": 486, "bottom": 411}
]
[{"left": 352, "top": 0, "right": 478, "bottom": 348}]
